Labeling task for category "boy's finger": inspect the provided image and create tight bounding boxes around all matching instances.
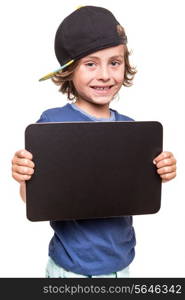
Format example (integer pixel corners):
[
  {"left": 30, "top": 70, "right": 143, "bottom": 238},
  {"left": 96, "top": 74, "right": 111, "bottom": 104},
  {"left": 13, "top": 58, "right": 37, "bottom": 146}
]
[
  {"left": 15, "top": 149, "right": 33, "bottom": 160},
  {"left": 12, "top": 157, "right": 35, "bottom": 168},
  {"left": 156, "top": 157, "right": 176, "bottom": 169},
  {"left": 160, "top": 171, "right": 176, "bottom": 181},
  {"left": 12, "top": 164, "right": 34, "bottom": 176},
  {"left": 153, "top": 151, "right": 173, "bottom": 164},
  {"left": 157, "top": 165, "right": 176, "bottom": 175},
  {"left": 12, "top": 172, "right": 31, "bottom": 183}
]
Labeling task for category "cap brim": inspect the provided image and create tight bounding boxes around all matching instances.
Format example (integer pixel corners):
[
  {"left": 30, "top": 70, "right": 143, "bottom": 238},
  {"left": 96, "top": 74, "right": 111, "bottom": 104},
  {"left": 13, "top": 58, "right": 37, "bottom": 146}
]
[{"left": 39, "top": 59, "right": 74, "bottom": 81}]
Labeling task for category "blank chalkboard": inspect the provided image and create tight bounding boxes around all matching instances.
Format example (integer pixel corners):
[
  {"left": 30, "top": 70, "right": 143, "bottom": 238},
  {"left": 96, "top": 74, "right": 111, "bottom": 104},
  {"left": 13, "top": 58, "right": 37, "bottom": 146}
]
[{"left": 25, "top": 121, "right": 163, "bottom": 221}]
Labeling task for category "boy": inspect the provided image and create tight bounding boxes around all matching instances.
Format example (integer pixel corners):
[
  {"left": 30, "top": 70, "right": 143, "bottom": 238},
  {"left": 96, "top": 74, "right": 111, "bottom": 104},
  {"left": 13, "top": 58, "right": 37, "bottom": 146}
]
[{"left": 11, "top": 6, "right": 176, "bottom": 278}]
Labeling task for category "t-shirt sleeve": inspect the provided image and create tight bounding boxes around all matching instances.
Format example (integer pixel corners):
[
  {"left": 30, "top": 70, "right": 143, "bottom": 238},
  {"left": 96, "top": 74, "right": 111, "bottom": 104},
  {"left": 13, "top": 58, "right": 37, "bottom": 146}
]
[{"left": 36, "top": 111, "right": 48, "bottom": 123}]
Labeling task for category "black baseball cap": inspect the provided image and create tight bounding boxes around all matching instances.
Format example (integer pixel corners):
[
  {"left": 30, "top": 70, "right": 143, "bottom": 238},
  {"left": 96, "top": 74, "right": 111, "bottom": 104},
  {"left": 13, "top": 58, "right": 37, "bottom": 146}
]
[{"left": 39, "top": 6, "right": 127, "bottom": 81}]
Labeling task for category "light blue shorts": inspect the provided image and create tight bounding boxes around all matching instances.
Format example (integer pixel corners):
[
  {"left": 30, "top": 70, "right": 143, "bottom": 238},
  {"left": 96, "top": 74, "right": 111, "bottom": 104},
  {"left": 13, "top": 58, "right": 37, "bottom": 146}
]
[{"left": 46, "top": 257, "right": 129, "bottom": 278}]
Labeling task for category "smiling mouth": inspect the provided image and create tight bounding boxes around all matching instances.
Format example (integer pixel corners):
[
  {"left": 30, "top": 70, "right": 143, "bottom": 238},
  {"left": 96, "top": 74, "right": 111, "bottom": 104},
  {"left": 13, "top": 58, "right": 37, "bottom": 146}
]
[{"left": 90, "top": 85, "right": 113, "bottom": 90}]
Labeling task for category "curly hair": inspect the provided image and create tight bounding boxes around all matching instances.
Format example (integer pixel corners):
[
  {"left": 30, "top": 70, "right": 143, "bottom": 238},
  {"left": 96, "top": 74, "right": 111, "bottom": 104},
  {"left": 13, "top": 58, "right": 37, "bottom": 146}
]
[{"left": 52, "top": 25, "right": 137, "bottom": 100}]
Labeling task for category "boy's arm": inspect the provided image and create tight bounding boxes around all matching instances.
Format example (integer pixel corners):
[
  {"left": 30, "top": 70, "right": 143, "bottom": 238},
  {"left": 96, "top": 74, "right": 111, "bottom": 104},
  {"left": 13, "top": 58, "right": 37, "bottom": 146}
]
[
  {"left": 20, "top": 181, "right": 26, "bottom": 202},
  {"left": 12, "top": 149, "right": 34, "bottom": 202}
]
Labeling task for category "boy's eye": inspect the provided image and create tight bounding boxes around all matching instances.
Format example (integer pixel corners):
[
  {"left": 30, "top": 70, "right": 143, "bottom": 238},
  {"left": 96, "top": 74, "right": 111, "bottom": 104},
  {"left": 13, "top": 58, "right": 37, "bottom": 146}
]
[
  {"left": 85, "top": 62, "right": 95, "bottom": 67},
  {"left": 111, "top": 61, "right": 120, "bottom": 66}
]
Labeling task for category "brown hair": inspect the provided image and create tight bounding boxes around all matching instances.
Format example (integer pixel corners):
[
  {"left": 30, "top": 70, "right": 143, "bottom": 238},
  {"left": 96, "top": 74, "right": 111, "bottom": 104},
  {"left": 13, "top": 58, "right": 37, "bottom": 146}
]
[{"left": 52, "top": 25, "right": 137, "bottom": 100}]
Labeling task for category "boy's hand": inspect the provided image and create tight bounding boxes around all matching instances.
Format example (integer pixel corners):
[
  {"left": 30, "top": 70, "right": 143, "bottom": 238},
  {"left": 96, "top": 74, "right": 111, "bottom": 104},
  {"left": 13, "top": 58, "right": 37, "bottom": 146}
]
[
  {"left": 153, "top": 151, "right": 177, "bottom": 183},
  {"left": 11, "top": 149, "right": 35, "bottom": 183}
]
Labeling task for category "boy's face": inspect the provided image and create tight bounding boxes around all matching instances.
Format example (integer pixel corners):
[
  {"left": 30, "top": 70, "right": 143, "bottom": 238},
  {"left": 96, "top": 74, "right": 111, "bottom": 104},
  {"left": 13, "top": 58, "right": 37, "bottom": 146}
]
[{"left": 72, "top": 45, "right": 125, "bottom": 107}]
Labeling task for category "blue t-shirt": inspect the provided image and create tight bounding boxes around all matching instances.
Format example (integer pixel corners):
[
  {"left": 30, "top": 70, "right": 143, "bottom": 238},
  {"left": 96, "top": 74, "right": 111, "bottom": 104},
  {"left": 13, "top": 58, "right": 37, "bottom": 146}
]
[{"left": 37, "top": 103, "right": 136, "bottom": 276}]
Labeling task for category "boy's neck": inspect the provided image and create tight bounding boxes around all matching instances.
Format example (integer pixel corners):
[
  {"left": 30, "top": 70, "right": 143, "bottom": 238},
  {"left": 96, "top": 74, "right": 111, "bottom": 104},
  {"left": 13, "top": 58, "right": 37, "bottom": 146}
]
[{"left": 75, "top": 99, "right": 111, "bottom": 119}]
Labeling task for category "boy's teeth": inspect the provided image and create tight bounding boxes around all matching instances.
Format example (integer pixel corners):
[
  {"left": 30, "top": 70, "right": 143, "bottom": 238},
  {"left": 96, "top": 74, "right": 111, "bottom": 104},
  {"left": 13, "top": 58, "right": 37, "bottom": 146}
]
[{"left": 93, "top": 86, "right": 109, "bottom": 90}]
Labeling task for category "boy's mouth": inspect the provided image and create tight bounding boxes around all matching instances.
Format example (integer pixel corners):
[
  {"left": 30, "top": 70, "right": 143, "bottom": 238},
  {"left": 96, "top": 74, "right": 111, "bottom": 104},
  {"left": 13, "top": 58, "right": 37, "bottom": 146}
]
[{"left": 90, "top": 85, "right": 113, "bottom": 90}]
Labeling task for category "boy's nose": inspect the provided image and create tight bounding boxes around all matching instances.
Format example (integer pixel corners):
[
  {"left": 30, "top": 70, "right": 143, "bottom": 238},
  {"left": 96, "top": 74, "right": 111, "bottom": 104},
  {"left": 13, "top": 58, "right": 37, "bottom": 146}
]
[{"left": 97, "top": 66, "right": 111, "bottom": 81}]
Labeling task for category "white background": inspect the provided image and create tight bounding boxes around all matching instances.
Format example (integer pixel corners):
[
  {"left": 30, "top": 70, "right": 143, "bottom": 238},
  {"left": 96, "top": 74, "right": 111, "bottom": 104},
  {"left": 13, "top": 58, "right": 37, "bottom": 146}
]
[{"left": 0, "top": 0, "right": 184, "bottom": 277}]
